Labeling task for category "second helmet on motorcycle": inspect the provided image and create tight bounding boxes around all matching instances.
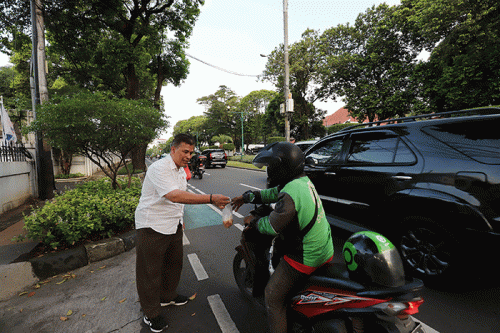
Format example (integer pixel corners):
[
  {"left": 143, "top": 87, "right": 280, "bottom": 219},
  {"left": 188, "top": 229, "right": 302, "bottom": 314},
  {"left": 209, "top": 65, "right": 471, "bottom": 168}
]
[
  {"left": 343, "top": 231, "right": 405, "bottom": 287},
  {"left": 252, "top": 142, "right": 305, "bottom": 188}
]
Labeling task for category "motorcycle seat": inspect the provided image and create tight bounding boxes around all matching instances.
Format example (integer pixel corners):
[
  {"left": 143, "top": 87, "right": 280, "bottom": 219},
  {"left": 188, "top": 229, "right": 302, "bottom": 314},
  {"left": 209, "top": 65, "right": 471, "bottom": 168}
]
[{"left": 308, "top": 262, "right": 365, "bottom": 291}]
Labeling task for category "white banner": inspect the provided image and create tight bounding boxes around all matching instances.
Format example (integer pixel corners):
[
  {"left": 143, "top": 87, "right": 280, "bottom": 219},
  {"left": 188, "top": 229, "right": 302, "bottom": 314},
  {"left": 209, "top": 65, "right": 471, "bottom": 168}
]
[{"left": 1, "top": 97, "right": 17, "bottom": 145}]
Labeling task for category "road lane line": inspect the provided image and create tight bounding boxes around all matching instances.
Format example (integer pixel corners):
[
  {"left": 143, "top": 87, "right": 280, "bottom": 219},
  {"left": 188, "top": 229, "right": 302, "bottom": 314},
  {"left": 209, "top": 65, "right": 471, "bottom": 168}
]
[
  {"left": 235, "top": 224, "right": 244, "bottom": 231},
  {"left": 183, "top": 233, "right": 190, "bottom": 246},
  {"left": 187, "top": 253, "right": 209, "bottom": 281},
  {"left": 187, "top": 184, "right": 243, "bottom": 218},
  {"left": 239, "top": 183, "right": 262, "bottom": 191},
  {"left": 208, "top": 294, "right": 240, "bottom": 333}
]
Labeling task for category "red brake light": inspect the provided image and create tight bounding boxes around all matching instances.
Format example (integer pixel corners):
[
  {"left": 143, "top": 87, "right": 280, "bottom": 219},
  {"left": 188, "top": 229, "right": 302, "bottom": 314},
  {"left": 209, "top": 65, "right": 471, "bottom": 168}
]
[{"left": 400, "top": 299, "right": 424, "bottom": 316}]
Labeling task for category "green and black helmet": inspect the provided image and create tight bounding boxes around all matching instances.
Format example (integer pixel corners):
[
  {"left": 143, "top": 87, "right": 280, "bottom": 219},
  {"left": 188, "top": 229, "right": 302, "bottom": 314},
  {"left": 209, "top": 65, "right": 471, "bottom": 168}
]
[{"left": 343, "top": 231, "right": 405, "bottom": 287}]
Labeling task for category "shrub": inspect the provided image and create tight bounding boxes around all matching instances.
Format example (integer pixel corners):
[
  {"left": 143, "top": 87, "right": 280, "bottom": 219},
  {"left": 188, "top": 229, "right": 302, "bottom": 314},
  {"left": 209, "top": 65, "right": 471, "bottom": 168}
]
[
  {"left": 223, "top": 143, "right": 235, "bottom": 151},
  {"left": 54, "top": 173, "right": 85, "bottom": 179},
  {"left": 326, "top": 123, "right": 357, "bottom": 134},
  {"left": 267, "top": 137, "right": 286, "bottom": 144},
  {"left": 23, "top": 178, "right": 142, "bottom": 250},
  {"left": 117, "top": 164, "right": 144, "bottom": 175}
]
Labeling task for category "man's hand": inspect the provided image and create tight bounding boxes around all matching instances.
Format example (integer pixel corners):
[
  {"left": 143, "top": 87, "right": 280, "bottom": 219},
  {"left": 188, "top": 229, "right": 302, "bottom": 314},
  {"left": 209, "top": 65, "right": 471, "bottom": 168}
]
[
  {"left": 212, "top": 194, "right": 230, "bottom": 209},
  {"left": 231, "top": 196, "right": 245, "bottom": 212}
]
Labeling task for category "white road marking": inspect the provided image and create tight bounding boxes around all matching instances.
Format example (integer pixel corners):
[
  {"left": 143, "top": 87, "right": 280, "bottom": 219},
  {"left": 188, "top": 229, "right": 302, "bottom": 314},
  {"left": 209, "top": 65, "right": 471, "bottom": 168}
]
[
  {"left": 239, "top": 183, "right": 262, "bottom": 191},
  {"left": 208, "top": 294, "right": 240, "bottom": 333},
  {"left": 187, "top": 184, "right": 243, "bottom": 218},
  {"left": 182, "top": 233, "right": 190, "bottom": 246},
  {"left": 234, "top": 223, "right": 244, "bottom": 231},
  {"left": 187, "top": 253, "right": 209, "bottom": 281}
]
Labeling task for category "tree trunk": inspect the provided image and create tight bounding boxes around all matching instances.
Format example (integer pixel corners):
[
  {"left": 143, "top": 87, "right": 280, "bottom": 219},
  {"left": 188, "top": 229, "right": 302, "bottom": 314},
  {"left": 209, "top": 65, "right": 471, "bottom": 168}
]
[{"left": 131, "top": 144, "right": 147, "bottom": 171}]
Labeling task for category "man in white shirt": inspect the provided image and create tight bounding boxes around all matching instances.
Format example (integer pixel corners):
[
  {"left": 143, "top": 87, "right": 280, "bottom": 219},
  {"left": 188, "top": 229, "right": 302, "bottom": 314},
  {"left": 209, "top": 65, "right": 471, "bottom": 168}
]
[{"left": 135, "top": 133, "right": 230, "bottom": 332}]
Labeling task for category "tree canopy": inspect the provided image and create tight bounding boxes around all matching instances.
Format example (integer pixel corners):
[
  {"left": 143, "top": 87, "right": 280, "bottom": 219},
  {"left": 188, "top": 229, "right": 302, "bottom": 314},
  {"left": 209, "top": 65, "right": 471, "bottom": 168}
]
[{"left": 26, "top": 92, "right": 167, "bottom": 189}]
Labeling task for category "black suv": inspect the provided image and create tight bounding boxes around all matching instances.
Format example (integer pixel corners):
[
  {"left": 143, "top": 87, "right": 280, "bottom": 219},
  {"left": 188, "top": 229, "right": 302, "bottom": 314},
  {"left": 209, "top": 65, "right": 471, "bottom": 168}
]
[
  {"left": 201, "top": 149, "right": 227, "bottom": 168},
  {"left": 304, "top": 108, "right": 500, "bottom": 284}
]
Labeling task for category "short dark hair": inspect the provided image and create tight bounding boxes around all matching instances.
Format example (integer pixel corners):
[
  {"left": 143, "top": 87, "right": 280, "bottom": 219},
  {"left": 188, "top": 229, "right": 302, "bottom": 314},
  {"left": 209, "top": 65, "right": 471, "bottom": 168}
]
[{"left": 172, "top": 133, "right": 195, "bottom": 148}]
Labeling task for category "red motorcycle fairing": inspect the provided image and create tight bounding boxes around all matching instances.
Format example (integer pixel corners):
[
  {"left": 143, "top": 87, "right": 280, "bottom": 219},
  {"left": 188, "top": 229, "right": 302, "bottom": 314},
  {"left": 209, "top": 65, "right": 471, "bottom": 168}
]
[{"left": 292, "top": 287, "right": 387, "bottom": 318}]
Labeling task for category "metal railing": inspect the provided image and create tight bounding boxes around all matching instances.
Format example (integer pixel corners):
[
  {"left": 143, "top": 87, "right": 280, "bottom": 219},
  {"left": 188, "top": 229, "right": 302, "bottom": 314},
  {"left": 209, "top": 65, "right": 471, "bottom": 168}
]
[{"left": 0, "top": 142, "right": 33, "bottom": 162}]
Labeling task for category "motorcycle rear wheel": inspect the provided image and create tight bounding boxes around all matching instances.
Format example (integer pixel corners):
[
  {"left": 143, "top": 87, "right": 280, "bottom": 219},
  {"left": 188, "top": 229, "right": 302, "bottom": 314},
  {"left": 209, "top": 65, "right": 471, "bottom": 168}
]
[{"left": 233, "top": 252, "right": 254, "bottom": 300}]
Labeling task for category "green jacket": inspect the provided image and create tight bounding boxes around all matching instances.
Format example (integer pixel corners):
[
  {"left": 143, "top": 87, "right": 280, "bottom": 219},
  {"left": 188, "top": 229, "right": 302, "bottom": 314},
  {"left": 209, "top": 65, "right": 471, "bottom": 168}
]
[{"left": 249, "top": 176, "right": 334, "bottom": 268}]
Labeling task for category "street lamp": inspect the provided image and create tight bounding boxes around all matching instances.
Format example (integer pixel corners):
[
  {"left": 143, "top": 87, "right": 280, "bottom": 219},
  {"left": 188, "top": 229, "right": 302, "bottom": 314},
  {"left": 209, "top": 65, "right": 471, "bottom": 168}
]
[{"left": 228, "top": 106, "right": 245, "bottom": 159}]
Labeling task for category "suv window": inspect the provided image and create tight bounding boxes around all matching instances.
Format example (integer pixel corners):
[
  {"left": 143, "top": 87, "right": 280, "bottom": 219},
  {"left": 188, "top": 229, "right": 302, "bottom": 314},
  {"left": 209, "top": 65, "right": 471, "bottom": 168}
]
[
  {"left": 422, "top": 118, "right": 500, "bottom": 165},
  {"left": 306, "top": 137, "right": 344, "bottom": 165},
  {"left": 347, "top": 132, "right": 416, "bottom": 164}
]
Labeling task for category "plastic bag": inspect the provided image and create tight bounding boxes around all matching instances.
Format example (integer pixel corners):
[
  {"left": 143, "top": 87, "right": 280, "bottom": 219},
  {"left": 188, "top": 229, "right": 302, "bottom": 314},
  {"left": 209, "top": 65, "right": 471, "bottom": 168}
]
[{"left": 222, "top": 205, "right": 233, "bottom": 228}]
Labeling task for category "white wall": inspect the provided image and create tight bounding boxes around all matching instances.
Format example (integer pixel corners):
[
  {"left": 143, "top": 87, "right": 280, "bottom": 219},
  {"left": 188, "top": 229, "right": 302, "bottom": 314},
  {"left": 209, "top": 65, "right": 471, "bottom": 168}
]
[{"left": 0, "top": 161, "right": 35, "bottom": 214}]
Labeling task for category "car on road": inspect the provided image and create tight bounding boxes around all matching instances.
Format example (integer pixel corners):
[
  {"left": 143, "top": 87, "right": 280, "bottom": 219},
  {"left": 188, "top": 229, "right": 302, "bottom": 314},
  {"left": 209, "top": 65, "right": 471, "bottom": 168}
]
[
  {"left": 201, "top": 148, "right": 227, "bottom": 168},
  {"left": 303, "top": 108, "right": 500, "bottom": 285}
]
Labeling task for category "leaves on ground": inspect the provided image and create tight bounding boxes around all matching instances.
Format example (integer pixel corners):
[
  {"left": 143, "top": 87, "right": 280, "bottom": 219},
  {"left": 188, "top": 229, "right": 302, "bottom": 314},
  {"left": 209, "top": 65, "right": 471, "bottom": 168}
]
[
  {"left": 118, "top": 298, "right": 127, "bottom": 303},
  {"left": 189, "top": 293, "right": 197, "bottom": 301}
]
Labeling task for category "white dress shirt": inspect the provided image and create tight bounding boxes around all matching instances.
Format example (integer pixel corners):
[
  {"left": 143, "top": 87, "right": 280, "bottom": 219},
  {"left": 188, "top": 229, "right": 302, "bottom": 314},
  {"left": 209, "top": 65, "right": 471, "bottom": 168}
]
[{"left": 135, "top": 154, "right": 187, "bottom": 235}]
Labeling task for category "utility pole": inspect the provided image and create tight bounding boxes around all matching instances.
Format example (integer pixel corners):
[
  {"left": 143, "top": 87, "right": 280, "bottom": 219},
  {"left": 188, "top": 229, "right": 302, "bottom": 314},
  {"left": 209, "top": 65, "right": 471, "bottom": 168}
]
[
  {"left": 283, "top": 0, "right": 291, "bottom": 142},
  {"left": 31, "top": 0, "right": 55, "bottom": 200}
]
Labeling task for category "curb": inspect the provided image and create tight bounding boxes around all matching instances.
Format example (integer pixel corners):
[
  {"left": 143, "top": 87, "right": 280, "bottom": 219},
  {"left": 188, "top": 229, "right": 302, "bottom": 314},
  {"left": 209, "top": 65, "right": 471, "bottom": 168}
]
[{"left": 0, "top": 230, "right": 137, "bottom": 301}]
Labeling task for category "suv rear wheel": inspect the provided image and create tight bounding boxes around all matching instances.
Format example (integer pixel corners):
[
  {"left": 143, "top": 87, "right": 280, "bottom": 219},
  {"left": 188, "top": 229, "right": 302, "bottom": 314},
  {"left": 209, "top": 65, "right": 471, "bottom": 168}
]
[{"left": 396, "top": 217, "right": 459, "bottom": 286}]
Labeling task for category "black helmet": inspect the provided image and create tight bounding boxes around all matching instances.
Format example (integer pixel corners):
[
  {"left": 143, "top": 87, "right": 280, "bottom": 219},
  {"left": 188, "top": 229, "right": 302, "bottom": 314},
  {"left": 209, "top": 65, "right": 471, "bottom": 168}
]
[
  {"left": 253, "top": 142, "right": 305, "bottom": 187},
  {"left": 343, "top": 231, "right": 405, "bottom": 287}
]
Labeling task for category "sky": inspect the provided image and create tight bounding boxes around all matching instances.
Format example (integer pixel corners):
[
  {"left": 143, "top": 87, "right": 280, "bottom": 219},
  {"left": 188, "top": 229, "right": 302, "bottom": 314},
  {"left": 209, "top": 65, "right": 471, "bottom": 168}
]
[{"left": 0, "top": 0, "right": 401, "bottom": 139}]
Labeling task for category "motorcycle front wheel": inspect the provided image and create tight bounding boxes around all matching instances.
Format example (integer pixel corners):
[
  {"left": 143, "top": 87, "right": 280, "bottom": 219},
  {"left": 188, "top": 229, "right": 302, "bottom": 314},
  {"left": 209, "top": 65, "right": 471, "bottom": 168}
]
[{"left": 233, "top": 252, "right": 254, "bottom": 300}]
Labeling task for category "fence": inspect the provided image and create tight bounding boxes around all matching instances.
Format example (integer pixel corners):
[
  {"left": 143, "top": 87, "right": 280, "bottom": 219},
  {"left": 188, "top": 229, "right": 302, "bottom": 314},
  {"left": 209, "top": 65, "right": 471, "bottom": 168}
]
[{"left": 0, "top": 143, "right": 33, "bottom": 162}]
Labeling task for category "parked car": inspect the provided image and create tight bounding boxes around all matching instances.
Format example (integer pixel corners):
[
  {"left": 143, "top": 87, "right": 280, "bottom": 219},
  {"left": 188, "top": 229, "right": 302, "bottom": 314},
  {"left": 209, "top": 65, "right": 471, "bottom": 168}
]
[
  {"left": 303, "top": 108, "right": 500, "bottom": 285},
  {"left": 294, "top": 140, "right": 317, "bottom": 152},
  {"left": 201, "top": 149, "right": 227, "bottom": 168}
]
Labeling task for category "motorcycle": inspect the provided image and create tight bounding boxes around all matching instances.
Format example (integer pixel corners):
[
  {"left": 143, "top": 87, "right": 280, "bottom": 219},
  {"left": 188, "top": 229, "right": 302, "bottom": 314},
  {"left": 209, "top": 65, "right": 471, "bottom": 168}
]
[
  {"left": 233, "top": 205, "right": 426, "bottom": 333},
  {"left": 189, "top": 153, "right": 206, "bottom": 179}
]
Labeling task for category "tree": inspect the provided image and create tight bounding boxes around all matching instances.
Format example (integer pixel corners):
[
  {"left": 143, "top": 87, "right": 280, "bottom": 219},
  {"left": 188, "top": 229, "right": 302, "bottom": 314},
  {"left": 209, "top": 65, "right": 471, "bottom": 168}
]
[
  {"left": 172, "top": 115, "right": 208, "bottom": 146},
  {"left": 318, "top": 4, "right": 424, "bottom": 122},
  {"left": 26, "top": 92, "right": 167, "bottom": 189},
  {"left": 399, "top": 0, "right": 500, "bottom": 111},
  {"left": 261, "top": 29, "right": 327, "bottom": 140},
  {"left": 1, "top": 0, "right": 203, "bottom": 171},
  {"left": 239, "top": 90, "right": 278, "bottom": 145},
  {"left": 197, "top": 85, "right": 241, "bottom": 143}
]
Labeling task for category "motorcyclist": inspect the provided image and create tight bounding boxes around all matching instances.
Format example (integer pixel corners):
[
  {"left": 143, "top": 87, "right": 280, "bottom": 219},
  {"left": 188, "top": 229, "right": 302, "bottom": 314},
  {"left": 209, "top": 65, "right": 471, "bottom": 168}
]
[{"left": 231, "top": 142, "right": 334, "bottom": 333}]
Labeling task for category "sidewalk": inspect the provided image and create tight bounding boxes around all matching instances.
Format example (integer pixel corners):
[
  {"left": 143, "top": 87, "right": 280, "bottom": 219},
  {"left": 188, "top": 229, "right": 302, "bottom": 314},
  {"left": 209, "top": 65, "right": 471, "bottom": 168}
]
[
  {"left": 0, "top": 197, "right": 227, "bottom": 333},
  {"left": 0, "top": 177, "right": 137, "bottom": 302}
]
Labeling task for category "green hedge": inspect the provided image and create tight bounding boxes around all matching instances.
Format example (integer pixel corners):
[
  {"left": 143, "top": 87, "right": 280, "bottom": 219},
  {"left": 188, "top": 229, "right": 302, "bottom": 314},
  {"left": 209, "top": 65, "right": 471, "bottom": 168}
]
[
  {"left": 23, "top": 178, "right": 142, "bottom": 249},
  {"left": 326, "top": 123, "right": 357, "bottom": 134},
  {"left": 54, "top": 173, "right": 85, "bottom": 179},
  {"left": 267, "top": 136, "right": 286, "bottom": 144}
]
